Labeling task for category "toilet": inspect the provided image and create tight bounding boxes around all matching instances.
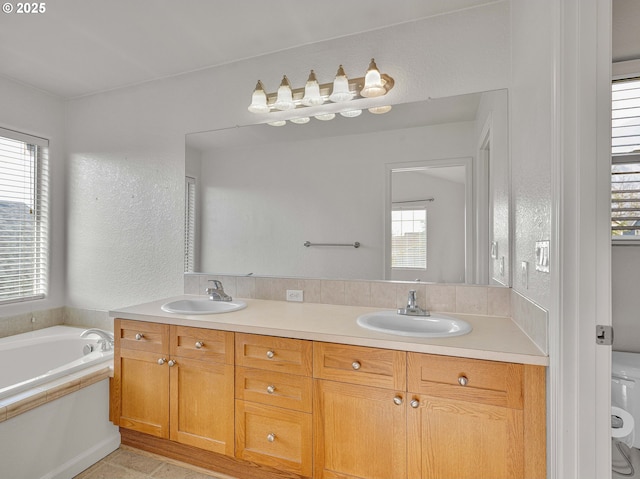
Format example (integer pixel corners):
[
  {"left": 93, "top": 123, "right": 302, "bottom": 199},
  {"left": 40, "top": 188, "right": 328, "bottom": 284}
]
[{"left": 612, "top": 351, "right": 640, "bottom": 477}]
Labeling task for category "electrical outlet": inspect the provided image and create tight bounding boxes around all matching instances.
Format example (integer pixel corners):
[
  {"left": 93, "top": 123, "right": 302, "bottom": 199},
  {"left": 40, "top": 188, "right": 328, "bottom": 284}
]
[{"left": 286, "top": 289, "right": 304, "bottom": 302}]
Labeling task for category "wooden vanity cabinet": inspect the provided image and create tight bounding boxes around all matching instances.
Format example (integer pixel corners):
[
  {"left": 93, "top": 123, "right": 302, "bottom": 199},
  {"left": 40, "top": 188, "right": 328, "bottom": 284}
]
[
  {"left": 234, "top": 333, "right": 314, "bottom": 477},
  {"left": 113, "top": 320, "right": 170, "bottom": 438},
  {"left": 113, "top": 320, "right": 546, "bottom": 479},
  {"left": 406, "top": 353, "right": 546, "bottom": 479},
  {"left": 313, "top": 342, "right": 408, "bottom": 479},
  {"left": 113, "top": 320, "right": 235, "bottom": 456}
]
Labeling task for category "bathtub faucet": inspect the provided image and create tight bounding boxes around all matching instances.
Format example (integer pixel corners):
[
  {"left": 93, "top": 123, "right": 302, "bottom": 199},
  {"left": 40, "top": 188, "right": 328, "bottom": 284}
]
[{"left": 81, "top": 328, "right": 114, "bottom": 351}]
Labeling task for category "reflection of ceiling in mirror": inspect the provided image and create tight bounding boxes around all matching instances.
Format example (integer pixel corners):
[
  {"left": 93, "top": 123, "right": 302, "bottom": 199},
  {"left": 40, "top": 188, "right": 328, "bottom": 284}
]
[
  {"left": 187, "top": 93, "right": 482, "bottom": 152},
  {"left": 396, "top": 166, "right": 467, "bottom": 185}
]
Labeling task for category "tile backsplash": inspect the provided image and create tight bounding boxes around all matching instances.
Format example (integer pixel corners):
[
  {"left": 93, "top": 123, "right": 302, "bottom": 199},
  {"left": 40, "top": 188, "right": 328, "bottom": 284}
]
[
  {"left": 0, "top": 307, "right": 113, "bottom": 339},
  {"left": 185, "top": 273, "right": 512, "bottom": 317}
]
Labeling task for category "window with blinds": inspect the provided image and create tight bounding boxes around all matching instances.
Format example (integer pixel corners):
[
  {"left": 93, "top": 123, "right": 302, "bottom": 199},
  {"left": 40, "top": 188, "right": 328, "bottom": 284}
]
[
  {"left": 391, "top": 206, "right": 427, "bottom": 269},
  {"left": 612, "top": 78, "right": 640, "bottom": 239},
  {"left": 0, "top": 128, "right": 49, "bottom": 303},
  {"left": 184, "top": 176, "right": 196, "bottom": 272}
]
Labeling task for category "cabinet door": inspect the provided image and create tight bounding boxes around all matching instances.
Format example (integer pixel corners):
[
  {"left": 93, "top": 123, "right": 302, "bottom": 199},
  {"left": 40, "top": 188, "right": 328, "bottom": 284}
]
[
  {"left": 169, "top": 356, "right": 234, "bottom": 456},
  {"left": 314, "top": 380, "right": 407, "bottom": 479},
  {"left": 407, "top": 395, "right": 524, "bottom": 479},
  {"left": 115, "top": 348, "right": 169, "bottom": 438}
]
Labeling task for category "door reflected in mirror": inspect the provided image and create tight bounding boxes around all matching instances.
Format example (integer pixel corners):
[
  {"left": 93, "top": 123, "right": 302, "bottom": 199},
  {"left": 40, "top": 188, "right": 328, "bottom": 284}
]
[{"left": 185, "top": 89, "right": 510, "bottom": 286}]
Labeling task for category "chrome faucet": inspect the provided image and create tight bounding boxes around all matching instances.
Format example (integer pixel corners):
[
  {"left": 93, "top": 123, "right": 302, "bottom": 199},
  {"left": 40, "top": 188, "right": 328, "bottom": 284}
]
[
  {"left": 397, "top": 290, "right": 429, "bottom": 317},
  {"left": 206, "top": 279, "right": 233, "bottom": 301},
  {"left": 80, "top": 328, "right": 115, "bottom": 351}
]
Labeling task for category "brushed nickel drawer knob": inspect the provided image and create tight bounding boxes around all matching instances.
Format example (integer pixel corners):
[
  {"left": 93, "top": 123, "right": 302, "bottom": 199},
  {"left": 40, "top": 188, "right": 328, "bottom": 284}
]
[
  {"left": 168, "top": 360, "right": 176, "bottom": 367},
  {"left": 352, "top": 361, "right": 361, "bottom": 370},
  {"left": 393, "top": 396, "right": 403, "bottom": 406},
  {"left": 266, "top": 350, "right": 275, "bottom": 359},
  {"left": 410, "top": 399, "right": 420, "bottom": 408},
  {"left": 266, "top": 385, "right": 276, "bottom": 394},
  {"left": 195, "top": 341, "right": 204, "bottom": 349},
  {"left": 157, "top": 358, "right": 166, "bottom": 365},
  {"left": 135, "top": 333, "right": 144, "bottom": 340},
  {"left": 267, "top": 433, "right": 276, "bottom": 443},
  {"left": 458, "top": 376, "right": 469, "bottom": 386}
]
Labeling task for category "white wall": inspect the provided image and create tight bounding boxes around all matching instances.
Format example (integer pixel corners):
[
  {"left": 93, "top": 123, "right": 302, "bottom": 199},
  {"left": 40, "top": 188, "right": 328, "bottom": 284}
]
[
  {"left": 0, "top": 76, "right": 66, "bottom": 316},
  {"left": 64, "top": 2, "right": 510, "bottom": 310},
  {"left": 612, "top": 246, "right": 640, "bottom": 352},
  {"left": 196, "top": 122, "right": 473, "bottom": 281}
]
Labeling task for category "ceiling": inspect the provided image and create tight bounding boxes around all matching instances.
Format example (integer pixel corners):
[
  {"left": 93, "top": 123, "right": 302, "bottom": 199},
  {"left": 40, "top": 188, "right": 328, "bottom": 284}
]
[{"left": 0, "top": 0, "right": 497, "bottom": 99}]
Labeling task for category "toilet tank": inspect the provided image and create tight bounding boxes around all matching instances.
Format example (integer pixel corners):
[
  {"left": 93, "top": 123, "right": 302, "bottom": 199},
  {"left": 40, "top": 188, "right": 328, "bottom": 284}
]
[{"left": 612, "top": 351, "right": 640, "bottom": 448}]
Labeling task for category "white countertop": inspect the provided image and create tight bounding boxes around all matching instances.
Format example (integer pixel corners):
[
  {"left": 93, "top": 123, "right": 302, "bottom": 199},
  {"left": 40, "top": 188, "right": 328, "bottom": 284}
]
[{"left": 110, "top": 295, "right": 548, "bottom": 366}]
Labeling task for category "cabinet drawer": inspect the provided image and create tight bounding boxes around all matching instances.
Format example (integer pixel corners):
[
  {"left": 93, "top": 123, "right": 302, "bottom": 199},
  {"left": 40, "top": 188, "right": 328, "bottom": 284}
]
[
  {"left": 235, "top": 333, "right": 312, "bottom": 376},
  {"left": 236, "top": 367, "right": 312, "bottom": 413},
  {"left": 407, "top": 353, "right": 524, "bottom": 409},
  {"left": 116, "top": 319, "right": 169, "bottom": 354},
  {"left": 170, "top": 325, "right": 234, "bottom": 364},
  {"left": 235, "top": 400, "right": 312, "bottom": 477},
  {"left": 313, "top": 342, "right": 407, "bottom": 390}
]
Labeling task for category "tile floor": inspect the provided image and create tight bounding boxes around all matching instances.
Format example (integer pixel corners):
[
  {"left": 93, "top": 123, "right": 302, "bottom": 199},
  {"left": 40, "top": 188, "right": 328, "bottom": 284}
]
[{"left": 74, "top": 446, "right": 236, "bottom": 479}]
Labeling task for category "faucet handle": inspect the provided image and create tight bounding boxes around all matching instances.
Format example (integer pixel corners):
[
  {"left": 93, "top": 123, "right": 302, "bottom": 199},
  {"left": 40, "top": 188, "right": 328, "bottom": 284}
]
[{"left": 208, "top": 279, "right": 223, "bottom": 289}]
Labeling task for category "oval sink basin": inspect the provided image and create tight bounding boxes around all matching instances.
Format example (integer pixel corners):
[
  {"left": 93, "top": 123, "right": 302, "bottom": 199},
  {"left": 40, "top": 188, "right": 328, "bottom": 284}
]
[
  {"left": 161, "top": 299, "right": 247, "bottom": 315},
  {"left": 356, "top": 311, "right": 472, "bottom": 338}
]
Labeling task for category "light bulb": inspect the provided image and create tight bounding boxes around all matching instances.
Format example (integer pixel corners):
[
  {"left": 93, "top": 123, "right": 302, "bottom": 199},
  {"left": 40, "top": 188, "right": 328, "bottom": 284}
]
[
  {"left": 267, "top": 120, "right": 286, "bottom": 127},
  {"left": 302, "top": 70, "right": 324, "bottom": 106},
  {"left": 329, "top": 65, "right": 353, "bottom": 103},
  {"left": 315, "top": 113, "right": 336, "bottom": 121},
  {"left": 360, "top": 58, "right": 387, "bottom": 98},
  {"left": 368, "top": 105, "right": 392, "bottom": 114},
  {"left": 340, "top": 109, "right": 362, "bottom": 118},
  {"left": 290, "top": 117, "right": 310, "bottom": 124},
  {"left": 273, "top": 75, "right": 295, "bottom": 111},
  {"left": 248, "top": 80, "right": 269, "bottom": 113}
]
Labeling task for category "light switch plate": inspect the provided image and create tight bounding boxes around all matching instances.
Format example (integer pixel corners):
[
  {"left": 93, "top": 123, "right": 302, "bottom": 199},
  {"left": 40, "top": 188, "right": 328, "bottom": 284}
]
[{"left": 535, "top": 240, "right": 550, "bottom": 273}]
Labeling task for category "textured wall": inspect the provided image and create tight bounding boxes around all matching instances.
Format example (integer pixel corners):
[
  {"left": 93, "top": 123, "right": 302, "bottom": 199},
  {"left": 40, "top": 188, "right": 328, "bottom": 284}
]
[
  {"left": 510, "top": 0, "right": 553, "bottom": 309},
  {"left": 65, "top": 2, "right": 510, "bottom": 311}
]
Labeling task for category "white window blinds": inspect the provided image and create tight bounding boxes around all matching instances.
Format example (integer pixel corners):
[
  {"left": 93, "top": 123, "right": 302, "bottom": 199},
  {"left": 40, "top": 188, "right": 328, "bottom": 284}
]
[
  {"left": 612, "top": 78, "right": 640, "bottom": 239},
  {"left": 184, "top": 176, "right": 196, "bottom": 272},
  {"left": 391, "top": 205, "right": 427, "bottom": 269},
  {"left": 0, "top": 128, "right": 49, "bottom": 303}
]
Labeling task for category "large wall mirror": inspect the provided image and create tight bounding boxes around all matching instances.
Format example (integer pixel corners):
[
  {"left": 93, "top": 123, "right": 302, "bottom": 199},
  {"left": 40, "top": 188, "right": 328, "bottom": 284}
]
[{"left": 185, "top": 89, "right": 510, "bottom": 286}]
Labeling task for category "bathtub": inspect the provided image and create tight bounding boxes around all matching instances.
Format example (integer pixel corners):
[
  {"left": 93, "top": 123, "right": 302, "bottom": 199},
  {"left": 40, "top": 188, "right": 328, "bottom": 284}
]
[{"left": 0, "top": 326, "right": 120, "bottom": 479}]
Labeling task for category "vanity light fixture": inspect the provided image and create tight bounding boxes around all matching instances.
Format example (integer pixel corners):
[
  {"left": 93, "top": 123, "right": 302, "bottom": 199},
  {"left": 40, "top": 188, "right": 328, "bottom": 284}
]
[{"left": 247, "top": 58, "right": 395, "bottom": 125}]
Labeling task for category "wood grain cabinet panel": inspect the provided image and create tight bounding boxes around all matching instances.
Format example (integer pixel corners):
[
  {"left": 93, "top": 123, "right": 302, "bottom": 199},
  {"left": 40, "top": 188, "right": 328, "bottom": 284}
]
[
  {"left": 407, "top": 395, "right": 524, "bottom": 479},
  {"left": 115, "top": 347, "right": 170, "bottom": 438},
  {"left": 117, "top": 319, "right": 169, "bottom": 354},
  {"left": 170, "top": 356, "right": 234, "bottom": 455},
  {"left": 236, "top": 366, "right": 312, "bottom": 413},
  {"left": 407, "top": 353, "right": 524, "bottom": 409},
  {"left": 313, "top": 380, "right": 407, "bottom": 479},
  {"left": 170, "top": 325, "right": 234, "bottom": 364},
  {"left": 313, "top": 342, "right": 407, "bottom": 390},
  {"left": 236, "top": 400, "right": 312, "bottom": 477},
  {"left": 235, "top": 333, "right": 312, "bottom": 376}
]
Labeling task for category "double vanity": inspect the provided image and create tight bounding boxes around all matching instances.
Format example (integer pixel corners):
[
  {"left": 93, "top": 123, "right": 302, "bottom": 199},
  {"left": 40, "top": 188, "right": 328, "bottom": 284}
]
[{"left": 110, "top": 294, "right": 547, "bottom": 479}]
